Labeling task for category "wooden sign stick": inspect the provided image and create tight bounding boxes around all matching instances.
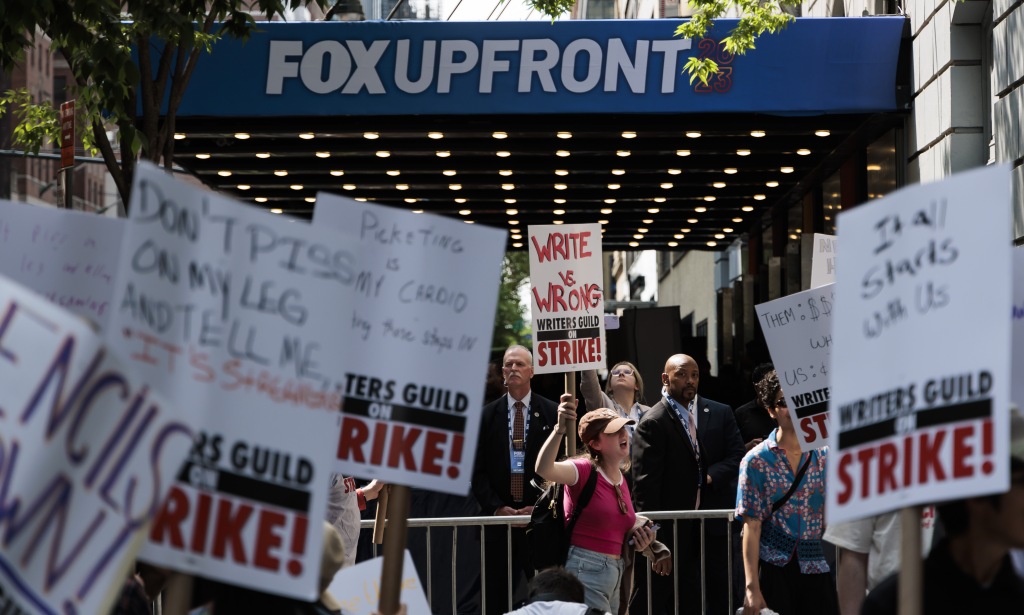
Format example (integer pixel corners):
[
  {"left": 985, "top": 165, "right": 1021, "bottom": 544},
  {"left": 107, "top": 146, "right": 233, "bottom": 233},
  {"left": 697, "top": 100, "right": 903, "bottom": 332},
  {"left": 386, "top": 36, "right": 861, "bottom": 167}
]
[
  {"left": 564, "top": 371, "right": 576, "bottom": 456},
  {"left": 897, "top": 505, "right": 922, "bottom": 615},
  {"left": 162, "top": 572, "right": 194, "bottom": 615},
  {"left": 378, "top": 484, "right": 412, "bottom": 615},
  {"left": 372, "top": 485, "right": 390, "bottom": 545}
]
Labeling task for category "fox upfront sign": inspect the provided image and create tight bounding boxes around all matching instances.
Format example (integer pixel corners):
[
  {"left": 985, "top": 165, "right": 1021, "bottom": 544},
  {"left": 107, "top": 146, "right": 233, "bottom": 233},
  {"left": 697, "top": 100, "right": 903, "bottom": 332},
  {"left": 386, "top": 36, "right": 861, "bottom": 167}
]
[
  {"left": 266, "top": 37, "right": 691, "bottom": 97},
  {"left": 172, "top": 19, "right": 906, "bottom": 117}
]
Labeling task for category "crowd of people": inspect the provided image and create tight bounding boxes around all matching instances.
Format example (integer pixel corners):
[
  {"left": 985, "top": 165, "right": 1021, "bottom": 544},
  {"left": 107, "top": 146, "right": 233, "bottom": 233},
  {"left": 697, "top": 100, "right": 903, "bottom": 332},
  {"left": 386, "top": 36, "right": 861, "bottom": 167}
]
[
  {"left": 472, "top": 344, "right": 1024, "bottom": 615},
  {"left": 60, "top": 341, "right": 1024, "bottom": 615}
]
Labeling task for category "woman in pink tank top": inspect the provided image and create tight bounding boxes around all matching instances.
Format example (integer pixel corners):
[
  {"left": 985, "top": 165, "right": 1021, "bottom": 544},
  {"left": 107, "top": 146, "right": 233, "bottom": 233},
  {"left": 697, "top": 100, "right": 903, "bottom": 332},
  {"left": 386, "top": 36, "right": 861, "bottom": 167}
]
[{"left": 536, "top": 395, "right": 659, "bottom": 614}]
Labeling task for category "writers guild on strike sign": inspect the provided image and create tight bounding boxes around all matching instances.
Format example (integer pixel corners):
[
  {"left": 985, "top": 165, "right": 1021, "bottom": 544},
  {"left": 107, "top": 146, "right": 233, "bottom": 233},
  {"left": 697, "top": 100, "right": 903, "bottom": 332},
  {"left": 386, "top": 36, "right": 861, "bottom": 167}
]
[
  {"left": 835, "top": 370, "right": 997, "bottom": 504},
  {"left": 150, "top": 434, "right": 317, "bottom": 576},
  {"left": 339, "top": 416, "right": 466, "bottom": 480}
]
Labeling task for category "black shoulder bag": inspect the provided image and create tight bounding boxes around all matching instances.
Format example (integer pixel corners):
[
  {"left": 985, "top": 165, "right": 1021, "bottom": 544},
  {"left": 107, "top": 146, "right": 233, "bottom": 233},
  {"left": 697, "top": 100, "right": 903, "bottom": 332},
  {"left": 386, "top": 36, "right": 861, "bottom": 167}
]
[{"left": 527, "top": 466, "right": 599, "bottom": 570}]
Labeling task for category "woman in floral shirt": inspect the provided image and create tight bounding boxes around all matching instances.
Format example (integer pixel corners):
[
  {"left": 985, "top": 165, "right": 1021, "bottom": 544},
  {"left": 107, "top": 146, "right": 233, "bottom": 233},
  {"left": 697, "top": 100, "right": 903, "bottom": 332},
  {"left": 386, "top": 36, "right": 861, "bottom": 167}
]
[{"left": 736, "top": 370, "right": 838, "bottom": 615}]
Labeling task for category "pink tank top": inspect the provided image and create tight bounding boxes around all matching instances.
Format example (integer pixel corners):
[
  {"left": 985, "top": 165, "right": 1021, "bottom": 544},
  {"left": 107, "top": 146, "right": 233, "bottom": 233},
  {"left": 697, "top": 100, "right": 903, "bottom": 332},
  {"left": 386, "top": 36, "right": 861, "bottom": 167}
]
[{"left": 563, "top": 458, "right": 636, "bottom": 556}]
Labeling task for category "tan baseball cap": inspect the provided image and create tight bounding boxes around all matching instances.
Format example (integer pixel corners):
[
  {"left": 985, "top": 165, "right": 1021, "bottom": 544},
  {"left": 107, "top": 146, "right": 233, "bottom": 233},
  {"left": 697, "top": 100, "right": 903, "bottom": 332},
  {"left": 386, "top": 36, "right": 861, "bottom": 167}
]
[{"left": 579, "top": 408, "right": 635, "bottom": 443}]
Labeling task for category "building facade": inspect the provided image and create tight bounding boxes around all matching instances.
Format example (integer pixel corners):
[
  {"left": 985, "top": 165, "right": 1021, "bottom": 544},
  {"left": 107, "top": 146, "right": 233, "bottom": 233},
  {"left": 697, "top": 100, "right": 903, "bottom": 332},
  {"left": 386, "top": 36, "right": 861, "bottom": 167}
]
[{"left": 656, "top": 0, "right": 1022, "bottom": 379}]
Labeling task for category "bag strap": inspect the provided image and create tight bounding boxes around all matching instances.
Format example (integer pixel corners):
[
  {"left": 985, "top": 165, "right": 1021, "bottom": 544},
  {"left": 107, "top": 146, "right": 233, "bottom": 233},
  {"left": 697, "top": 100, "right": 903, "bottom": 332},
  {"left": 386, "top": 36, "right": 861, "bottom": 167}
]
[
  {"left": 771, "top": 451, "right": 813, "bottom": 514},
  {"left": 564, "top": 465, "right": 599, "bottom": 537}
]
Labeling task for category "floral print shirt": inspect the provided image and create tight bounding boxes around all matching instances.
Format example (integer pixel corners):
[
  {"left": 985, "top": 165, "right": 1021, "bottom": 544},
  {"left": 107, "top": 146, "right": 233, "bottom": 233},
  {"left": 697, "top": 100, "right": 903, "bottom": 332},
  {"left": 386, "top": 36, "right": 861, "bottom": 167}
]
[{"left": 736, "top": 429, "right": 830, "bottom": 574}]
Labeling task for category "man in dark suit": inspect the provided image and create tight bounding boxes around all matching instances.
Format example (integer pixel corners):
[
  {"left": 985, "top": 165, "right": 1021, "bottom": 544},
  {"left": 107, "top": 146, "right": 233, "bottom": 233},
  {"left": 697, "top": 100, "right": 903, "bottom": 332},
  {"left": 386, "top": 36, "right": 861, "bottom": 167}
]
[
  {"left": 733, "top": 362, "right": 778, "bottom": 451},
  {"left": 694, "top": 368, "right": 745, "bottom": 615},
  {"left": 472, "top": 345, "right": 561, "bottom": 614},
  {"left": 630, "top": 353, "right": 708, "bottom": 615}
]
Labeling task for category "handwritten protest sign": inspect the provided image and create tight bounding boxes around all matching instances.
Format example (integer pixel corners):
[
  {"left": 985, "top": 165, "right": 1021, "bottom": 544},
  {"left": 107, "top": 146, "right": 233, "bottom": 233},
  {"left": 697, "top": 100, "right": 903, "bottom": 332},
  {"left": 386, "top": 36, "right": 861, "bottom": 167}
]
[
  {"left": 809, "top": 233, "right": 837, "bottom": 288},
  {"left": 755, "top": 284, "right": 835, "bottom": 449},
  {"left": 326, "top": 550, "right": 431, "bottom": 615},
  {"left": 0, "top": 200, "right": 123, "bottom": 328},
  {"left": 828, "top": 165, "right": 1013, "bottom": 524},
  {"left": 106, "top": 163, "right": 348, "bottom": 599},
  {"left": 312, "top": 195, "right": 505, "bottom": 494},
  {"left": 528, "top": 223, "right": 605, "bottom": 374},
  {"left": 0, "top": 273, "right": 197, "bottom": 615}
]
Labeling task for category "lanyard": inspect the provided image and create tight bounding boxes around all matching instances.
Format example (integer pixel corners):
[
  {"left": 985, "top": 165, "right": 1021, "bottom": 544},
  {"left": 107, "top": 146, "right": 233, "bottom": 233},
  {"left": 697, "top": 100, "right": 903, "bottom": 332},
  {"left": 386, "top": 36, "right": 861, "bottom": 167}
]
[
  {"left": 507, "top": 401, "right": 531, "bottom": 470},
  {"left": 665, "top": 393, "right": 702, "bottom": 489}
]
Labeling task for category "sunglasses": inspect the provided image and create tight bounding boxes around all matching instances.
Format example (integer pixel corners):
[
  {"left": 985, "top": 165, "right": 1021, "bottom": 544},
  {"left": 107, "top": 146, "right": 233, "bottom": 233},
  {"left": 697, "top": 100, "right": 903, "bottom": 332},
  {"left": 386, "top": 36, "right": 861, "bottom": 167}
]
[
  {"left": 614, "top": 483, "right": 627, "bottom": 515},
  {"left": 773, "top": 397, "right": 788, "bottom": 409},
  {"left": 611, "top": 368, "right": 634, "bottom": 377}
]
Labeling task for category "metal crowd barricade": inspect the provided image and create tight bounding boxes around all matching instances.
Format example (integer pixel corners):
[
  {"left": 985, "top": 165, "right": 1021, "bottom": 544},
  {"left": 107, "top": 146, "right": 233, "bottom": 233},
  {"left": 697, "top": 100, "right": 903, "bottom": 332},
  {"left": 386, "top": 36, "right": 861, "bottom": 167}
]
[{"left": 360, "top": 508, "right": 736, "bottom": 615}]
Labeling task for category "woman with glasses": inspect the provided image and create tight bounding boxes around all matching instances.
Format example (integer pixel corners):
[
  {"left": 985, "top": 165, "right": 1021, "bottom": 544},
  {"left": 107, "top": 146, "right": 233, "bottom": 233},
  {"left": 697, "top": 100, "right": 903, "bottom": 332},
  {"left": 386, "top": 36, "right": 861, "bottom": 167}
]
[
  {"left": 536, "top": 396, "right": 662, "bottom": 614},
  {"left": 580, "top": 362, "right": 650, "bottom": 440},
  {"left": 737, "top": 370, "right": 838, "bottom": 615}
]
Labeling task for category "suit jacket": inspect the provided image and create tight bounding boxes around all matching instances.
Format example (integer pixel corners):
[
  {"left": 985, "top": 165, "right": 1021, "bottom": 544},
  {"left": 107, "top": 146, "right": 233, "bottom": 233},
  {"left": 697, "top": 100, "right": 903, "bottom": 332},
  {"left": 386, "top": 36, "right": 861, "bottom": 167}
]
[
  {"left": 471, "top": 392, "right": 560, "bottom": 516},
  {"left": 693, "top": 394, "right": 745, "bottom": 514},
  {"left": 734, "top": 398, "right": 778, "bottom": 445},
  {"left": 631, "top": 397, "right": 707, "bottom": 515}
]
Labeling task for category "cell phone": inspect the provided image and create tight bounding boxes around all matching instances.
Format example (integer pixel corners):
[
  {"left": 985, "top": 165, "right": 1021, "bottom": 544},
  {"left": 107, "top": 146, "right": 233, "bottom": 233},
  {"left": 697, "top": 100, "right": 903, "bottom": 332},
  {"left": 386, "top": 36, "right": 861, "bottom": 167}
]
[{"left": 628, "top": 523, "right": 661, "bottom": 545}]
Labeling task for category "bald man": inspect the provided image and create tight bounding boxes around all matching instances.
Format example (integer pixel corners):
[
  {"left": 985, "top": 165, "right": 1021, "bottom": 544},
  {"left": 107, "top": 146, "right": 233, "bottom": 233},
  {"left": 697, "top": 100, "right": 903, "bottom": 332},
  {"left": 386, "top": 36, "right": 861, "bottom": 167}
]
[{"left": 630, "top": 353, "right": 743, "bottom": 615}]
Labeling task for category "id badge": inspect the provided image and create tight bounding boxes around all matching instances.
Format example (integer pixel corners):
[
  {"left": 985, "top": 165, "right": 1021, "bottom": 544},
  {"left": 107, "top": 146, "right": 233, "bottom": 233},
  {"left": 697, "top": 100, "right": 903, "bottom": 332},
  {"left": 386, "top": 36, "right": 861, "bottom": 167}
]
[{"left": 511, "top": 449, "right": 526, "bottom": 474}]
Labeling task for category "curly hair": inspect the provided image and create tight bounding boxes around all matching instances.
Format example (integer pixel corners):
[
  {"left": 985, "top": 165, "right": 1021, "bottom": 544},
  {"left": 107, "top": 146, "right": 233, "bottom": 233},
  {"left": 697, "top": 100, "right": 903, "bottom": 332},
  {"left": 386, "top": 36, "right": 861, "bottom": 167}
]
[
  {"left": 755, "top": 369, "right": 781, "bottom": 412},
  {"left": 603, "top": 361, "right": 645, "bottom": 405}
]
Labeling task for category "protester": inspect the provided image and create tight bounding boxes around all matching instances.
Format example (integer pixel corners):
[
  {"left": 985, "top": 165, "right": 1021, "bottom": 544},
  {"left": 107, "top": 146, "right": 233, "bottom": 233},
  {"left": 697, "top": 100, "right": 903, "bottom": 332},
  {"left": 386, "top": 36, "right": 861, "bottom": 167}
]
[
  {"left": 327, "top": 474, "right": 384, "bottom": 568},
  {"left": 535, "top": 399, "right": 660, "bottom": 614},
  {"left": 579, "top": 362, "right": 650, "bottom": 439},
  {"left": 737, "top": 370, "right": 837, "bottom": 615},
  {"left": 505, "top": 567, "right": 603, "bottom": 615},
  {"left": 629, "top": 354, "right": 707, "bottom": 615},
  {"left": 472, "top": 345, "right": 562, "bottom": 613},
  {"left": 860, "top": 408, "right": 1024, "bottom": 613},
  {"left": 825, "top": 508, "right": 936, "bottom": 615},
  {"left": 733, "top": 362, "right": 778, "bottom": 451}
]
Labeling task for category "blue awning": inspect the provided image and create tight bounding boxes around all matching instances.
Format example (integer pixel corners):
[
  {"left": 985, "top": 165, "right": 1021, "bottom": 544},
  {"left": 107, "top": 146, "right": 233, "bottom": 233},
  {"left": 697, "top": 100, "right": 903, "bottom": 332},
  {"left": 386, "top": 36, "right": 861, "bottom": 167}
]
[{"left": 171, "top": 17, "right": 906, "bottom": 118}]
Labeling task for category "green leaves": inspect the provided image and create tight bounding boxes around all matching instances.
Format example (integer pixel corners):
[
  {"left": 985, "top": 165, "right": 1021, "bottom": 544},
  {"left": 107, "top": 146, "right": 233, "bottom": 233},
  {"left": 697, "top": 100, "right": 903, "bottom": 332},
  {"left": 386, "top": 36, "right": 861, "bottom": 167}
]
[
  {"left": 0, "top": 88, "right": 60, "bottom": 155},
  {"left": 525, "top": 0, "right": 578, "bottom": 18},
  {"left": 0, "top": 0, "right": 329, "bottom": 207},
  {"left": 530, "top": 0, "right": 800, "bottom": 83}
]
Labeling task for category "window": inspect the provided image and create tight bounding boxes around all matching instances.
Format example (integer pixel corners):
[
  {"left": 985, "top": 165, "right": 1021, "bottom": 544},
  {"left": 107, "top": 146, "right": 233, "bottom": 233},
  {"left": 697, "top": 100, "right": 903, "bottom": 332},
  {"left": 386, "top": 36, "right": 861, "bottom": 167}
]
[
  {"left": 695, "top": 319, "right": 708, "bottom": 339},
  {"left": 822, "top": 170, "right": 841, "bottom": 234},
  {"left": 866, "top": 129, "right": 899, "bottom": 201},
  {"left": 585, "top": 0, "right": 616, "bottom": 18}
]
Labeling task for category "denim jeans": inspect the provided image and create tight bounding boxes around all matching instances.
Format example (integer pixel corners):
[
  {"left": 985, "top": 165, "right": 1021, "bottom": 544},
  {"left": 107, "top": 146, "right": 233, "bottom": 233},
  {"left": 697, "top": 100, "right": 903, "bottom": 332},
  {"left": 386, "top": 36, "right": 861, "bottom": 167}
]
[{"left": 566, "top": 544, "right": 625, "bottom": 614}]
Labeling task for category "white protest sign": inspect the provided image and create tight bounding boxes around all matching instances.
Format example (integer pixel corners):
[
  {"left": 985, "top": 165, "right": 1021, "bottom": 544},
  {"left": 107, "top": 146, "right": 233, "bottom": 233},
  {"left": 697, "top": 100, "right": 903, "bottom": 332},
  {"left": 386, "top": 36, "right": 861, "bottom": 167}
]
[
  {"left": 828, "top": 165, "right": 1013, "bottom": 524},
  {"left": 107, "top": 163, "right": 348, "bottom": 599},
  {"left": 326, "top": 551, "right": 431, "bottom": 615},
  {"left": 313, "top": 194, "right": 505, "bottom": 495},
  {"left": 755, "top": 284, "right": 835, "bottom": 449},
  {"left": 0, "top": 200, "right": 123, "bottom": 328},
  {"left": 0, "top": 273, "right": 197, "bottom": 615},
  {"left": 528, "top": 223, "right": 605, "bottom": 374},
  {"left": 1013, "top": 248, "right": 1024, "bottom": 411},
  {"left": 809, "top": 233, "right": 837, "bottom": 288}
]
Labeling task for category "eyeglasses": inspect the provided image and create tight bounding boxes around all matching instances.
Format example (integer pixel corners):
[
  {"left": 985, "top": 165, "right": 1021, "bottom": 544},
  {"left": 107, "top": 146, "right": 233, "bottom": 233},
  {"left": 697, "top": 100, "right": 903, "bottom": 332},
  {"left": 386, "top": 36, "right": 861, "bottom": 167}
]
[
  {"left": 611, "top": 368, "right": 634, "bottom": 377},
  {"left": 773, "top": 398, "right": 788, "bottom": 409},
  {"left": 614, "top": 483, "right": 627, "bottom": 515}
]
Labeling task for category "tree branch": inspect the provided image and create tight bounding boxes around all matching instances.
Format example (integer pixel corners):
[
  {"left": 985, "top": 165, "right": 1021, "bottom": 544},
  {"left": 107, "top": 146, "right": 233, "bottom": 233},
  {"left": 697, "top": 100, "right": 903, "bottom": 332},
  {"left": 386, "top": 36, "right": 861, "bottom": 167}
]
[{"left": 91, "top": 118, "right": 126, "bottom": 203}]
